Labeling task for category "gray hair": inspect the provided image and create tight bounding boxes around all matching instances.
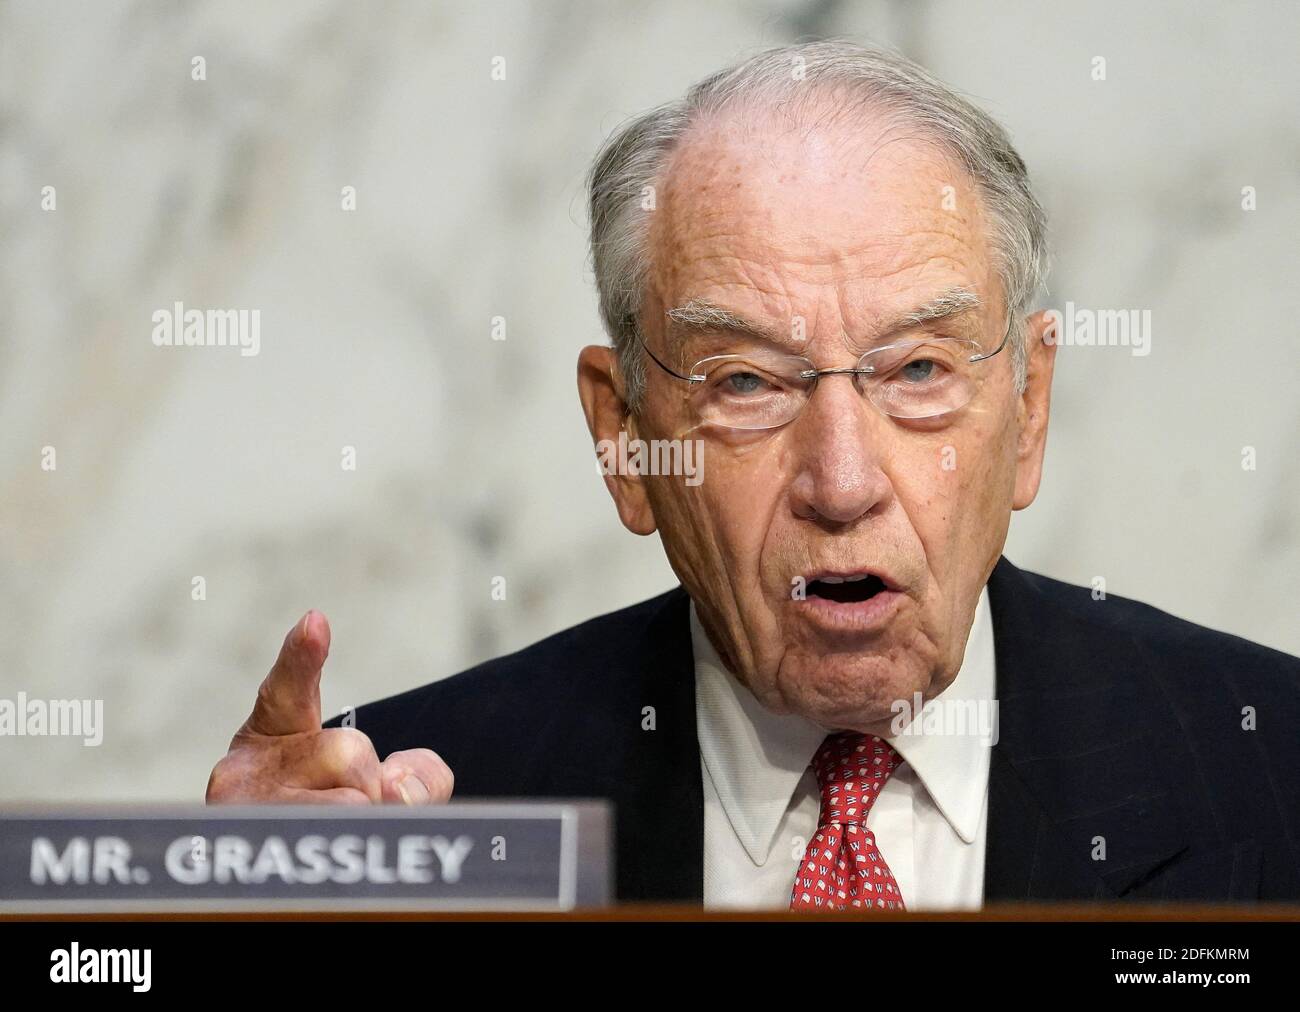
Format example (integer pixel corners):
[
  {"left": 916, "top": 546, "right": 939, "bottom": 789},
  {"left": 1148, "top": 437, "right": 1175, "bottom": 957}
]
[{"left": 586, "top": 39, "right": 1049, "bottom": 408}]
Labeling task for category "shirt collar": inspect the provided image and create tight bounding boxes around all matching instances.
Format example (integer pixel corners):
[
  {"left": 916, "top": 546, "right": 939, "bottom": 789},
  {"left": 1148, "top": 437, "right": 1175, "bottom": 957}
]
[
  {"left": 692, "top": 586, "right": 996, "bottom": 862},
  {"left": 691, "top": 604, "right": 826, "bottom": 865}
]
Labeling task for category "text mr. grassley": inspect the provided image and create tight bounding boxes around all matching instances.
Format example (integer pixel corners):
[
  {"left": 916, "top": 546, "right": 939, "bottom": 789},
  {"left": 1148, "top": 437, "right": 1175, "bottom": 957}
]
[{"left": 31, "top": 833, "right": 474, "bottom": 885}]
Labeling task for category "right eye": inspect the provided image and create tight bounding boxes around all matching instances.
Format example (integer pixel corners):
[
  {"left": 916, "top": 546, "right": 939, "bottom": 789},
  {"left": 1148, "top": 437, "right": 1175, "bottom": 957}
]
[{"left": 724, "top": 371, "right": 766, "bottom": 395}]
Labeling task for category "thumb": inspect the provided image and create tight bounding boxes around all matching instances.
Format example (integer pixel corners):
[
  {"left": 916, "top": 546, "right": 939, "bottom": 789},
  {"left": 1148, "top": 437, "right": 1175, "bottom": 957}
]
[
  {"left": 241, "top": 610, "right": 331, "bottom": 738},
  {"left": 380, "top": 749, "right": 455, "bottom": 805}
]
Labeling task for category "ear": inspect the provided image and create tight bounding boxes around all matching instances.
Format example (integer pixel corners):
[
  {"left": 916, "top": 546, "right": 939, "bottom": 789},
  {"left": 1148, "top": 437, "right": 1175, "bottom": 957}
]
[
  {"left": 577, "top": 345, "right": 657, "bottom": 535},
  {"left": 1012, "top": 310, "right": 1057, "bottom": 510}
]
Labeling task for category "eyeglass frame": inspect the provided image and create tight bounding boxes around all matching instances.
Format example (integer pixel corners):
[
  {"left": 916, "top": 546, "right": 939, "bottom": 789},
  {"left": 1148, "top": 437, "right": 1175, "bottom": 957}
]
[{"left": 634, "top": 311, "right": 1015, "bottom": 423}]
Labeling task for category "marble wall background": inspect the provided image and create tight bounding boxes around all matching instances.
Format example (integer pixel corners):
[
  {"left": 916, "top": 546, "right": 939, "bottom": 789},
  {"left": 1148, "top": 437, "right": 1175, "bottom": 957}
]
[{"left": 2, "top": 0, "right": 1296, "bottom": 802}]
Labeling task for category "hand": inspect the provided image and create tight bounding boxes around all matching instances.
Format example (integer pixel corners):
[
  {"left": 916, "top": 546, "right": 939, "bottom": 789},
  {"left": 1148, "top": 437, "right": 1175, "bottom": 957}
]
[{"left": 205, "top": 611, "right": 453, "bottom": 805}]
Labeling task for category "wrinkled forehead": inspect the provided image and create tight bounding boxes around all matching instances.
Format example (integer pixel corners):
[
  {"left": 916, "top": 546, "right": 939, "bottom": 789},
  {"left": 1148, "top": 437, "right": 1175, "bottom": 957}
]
[{"left": 645, "top": 107, "right": 999, "bottom": 350}]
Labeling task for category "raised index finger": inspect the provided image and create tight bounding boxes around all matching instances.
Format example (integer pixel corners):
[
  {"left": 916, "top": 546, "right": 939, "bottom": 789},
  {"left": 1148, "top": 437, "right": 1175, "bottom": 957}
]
[{"left": 242, "top": 610, "right": 331, "bottom": 738}]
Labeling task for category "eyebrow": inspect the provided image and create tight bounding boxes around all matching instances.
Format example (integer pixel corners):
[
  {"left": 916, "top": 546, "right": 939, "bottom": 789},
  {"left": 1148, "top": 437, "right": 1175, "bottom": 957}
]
[{"left": 664, "top": 286, "right": 984, "bottom": 349}]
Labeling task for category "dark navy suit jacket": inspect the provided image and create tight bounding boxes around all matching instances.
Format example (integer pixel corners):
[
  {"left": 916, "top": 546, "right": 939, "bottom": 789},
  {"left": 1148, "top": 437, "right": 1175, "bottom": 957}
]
[{"left": 326, "top": 557, "right": 1300, "bottom": 903}]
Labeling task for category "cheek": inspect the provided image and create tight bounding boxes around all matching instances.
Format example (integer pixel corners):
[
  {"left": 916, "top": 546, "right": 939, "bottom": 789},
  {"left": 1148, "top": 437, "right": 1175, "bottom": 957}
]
[
  {"left": 696, "top": 452, "right": 785, "bottom": 571},
  {"left": 652, "top": 445, "right": 786, "bottom": 584},
  {"left": 974, "top": 409, "right": 1023, "bottom": 515},
  {"left": 888, "top": 445, "right": 954, "bottom": 598},
  {"left": 892, "top": 421, "right": 1017, "bottom": 579}
]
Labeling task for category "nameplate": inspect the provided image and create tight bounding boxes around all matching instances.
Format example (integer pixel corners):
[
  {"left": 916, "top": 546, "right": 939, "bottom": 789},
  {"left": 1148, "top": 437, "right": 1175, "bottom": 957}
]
[{"left": 0, "top": 802, "right": 611, "bottom": 912}]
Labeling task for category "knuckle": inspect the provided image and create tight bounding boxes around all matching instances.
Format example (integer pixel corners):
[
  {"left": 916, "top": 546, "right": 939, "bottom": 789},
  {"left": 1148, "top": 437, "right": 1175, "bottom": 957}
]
[
  {"left": 323, "top": 728, "right": 377, "bottom": 776},
  {"left": 407, "top": 749, "right": 454, "bottom": 790},
  {"left": 206, "top": 753, "right": 255, "bottom": 802},
  {"left": 428, "top": 750, "right": 453, "bottom": 787},
  {"left": 416, "top": 748, "right": 450, "bottom": 774},
  {"left": 204, "top": 762, "right": 231, "bottom": 801},
  {"left": 253, "top": 673, "right": 277, "bottom": 711}
]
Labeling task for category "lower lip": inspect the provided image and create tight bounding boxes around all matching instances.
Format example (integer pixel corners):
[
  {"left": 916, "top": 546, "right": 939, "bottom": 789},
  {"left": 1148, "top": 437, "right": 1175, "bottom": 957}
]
[{"left": 792, "top": 589, "right": 906, "bottom": 635}]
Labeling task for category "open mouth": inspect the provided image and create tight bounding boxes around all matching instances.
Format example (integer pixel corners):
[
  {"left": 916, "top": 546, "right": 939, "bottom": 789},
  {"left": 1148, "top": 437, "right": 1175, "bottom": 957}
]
[{"left": 806, "top": 573, "right": 888, "bottom": 604}]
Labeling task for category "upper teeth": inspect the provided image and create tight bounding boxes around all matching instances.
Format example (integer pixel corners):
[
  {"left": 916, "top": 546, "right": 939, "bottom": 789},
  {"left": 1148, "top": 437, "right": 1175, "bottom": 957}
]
[{"left": 819, "top": 574, "right": 868, "bottom": 584}]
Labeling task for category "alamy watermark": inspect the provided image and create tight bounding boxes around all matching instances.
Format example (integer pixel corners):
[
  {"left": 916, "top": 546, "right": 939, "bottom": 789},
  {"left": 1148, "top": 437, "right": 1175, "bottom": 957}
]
[
  {"left": 151, "top": 301, "right": 260, "bottom": 357},
  {"left": 1043, "top": 301, "right": 1151, "bottom": 357},
  {"left": 49, "top": 943, "right": 151, "bottom": 992},
  {"left": 0, "top": 692, "right": 103, "bottom": 746},
  {"left": 889, "top": 691, "right": 999, "bottom": 746},
  {"left": 596, "top": 431, "right": 704, "bottom": 486}
]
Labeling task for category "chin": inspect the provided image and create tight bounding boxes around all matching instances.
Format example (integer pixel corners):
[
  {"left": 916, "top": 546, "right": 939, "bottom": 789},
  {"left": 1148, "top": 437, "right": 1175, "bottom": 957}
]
[{"left": 774, "top": 650, "right": 938, "bottom": 732}]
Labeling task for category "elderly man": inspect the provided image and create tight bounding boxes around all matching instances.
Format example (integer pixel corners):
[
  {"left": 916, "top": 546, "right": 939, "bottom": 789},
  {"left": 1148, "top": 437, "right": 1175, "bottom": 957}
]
[{"left": 207, "top": 41, "right": 1300, "bottom": 908}]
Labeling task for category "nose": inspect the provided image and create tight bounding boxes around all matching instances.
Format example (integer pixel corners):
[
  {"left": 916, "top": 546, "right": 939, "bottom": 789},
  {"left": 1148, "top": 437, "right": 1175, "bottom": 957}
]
[{"left": 787, "top": 374, "right": 894, "bottom": 526}]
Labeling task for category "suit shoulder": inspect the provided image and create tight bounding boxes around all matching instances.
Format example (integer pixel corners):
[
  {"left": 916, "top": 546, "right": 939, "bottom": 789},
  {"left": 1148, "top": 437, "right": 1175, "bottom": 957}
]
[{"left": 1010, "top": 563, "right": 1300, "bottom": 692}]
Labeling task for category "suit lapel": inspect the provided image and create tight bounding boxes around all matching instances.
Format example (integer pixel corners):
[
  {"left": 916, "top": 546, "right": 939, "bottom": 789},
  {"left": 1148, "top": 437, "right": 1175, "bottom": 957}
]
[
  {"left": 984, "top": 557, "right": 1226, "bottom": 901},
  {"left": 606, "top": 586, "right": 704, "bottom": 903},
  {"left": 984, "top": 746, "right": 1116, "bottom": 900}
]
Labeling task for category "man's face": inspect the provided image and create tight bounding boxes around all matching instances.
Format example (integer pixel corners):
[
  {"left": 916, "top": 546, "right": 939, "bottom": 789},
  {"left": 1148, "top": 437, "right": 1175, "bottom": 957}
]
[{"left": 582, "top": 110, "right": 1053, "bottom": 735}]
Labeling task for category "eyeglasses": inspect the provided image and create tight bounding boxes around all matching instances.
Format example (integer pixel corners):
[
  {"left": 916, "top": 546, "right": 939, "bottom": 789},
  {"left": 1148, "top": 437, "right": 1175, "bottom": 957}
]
[{"left": 637, "top": 318, "right": 1013, "bottom": 430}]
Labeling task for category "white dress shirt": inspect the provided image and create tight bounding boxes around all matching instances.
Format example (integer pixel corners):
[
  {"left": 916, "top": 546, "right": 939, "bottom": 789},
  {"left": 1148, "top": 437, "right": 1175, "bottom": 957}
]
[{"left": 694, "top": 588, "right": 997, "bottom": 910}]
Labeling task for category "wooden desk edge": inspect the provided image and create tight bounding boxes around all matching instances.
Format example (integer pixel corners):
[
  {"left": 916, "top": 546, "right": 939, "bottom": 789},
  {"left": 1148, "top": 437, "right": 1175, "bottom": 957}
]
[{"left": 3, "top": 903, "right": 1299, "bottom": 922}]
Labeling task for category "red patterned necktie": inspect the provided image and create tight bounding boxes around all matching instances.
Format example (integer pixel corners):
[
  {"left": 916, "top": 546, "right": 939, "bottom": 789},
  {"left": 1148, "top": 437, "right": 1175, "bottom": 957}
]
[{"left": 790, "top": 731, "right": 906, "bottom": 911}]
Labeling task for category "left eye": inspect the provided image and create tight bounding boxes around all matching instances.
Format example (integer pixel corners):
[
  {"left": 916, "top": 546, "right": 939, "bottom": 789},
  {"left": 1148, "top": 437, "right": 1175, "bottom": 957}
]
[{"left": 898, "top": 358, "right": 939, "bottom": 383}]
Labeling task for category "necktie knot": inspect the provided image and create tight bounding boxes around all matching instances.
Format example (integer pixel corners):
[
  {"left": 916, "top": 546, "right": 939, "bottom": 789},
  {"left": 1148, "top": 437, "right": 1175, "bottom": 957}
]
[
  {"left": 811, "top": 731, "right": 902, "bottom": 828},
  {"left": 790, "top": 731, "right": 907, "bottom": 910}
]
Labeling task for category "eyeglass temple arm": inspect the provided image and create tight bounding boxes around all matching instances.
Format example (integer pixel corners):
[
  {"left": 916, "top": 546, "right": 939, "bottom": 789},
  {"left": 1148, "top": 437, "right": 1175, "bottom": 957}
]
[
  {"left": 968, "top": 313, "right": 1016, "bottom": 363},
  {"left": 637, "top": 332, "right": 700, "bottom": 382}
]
